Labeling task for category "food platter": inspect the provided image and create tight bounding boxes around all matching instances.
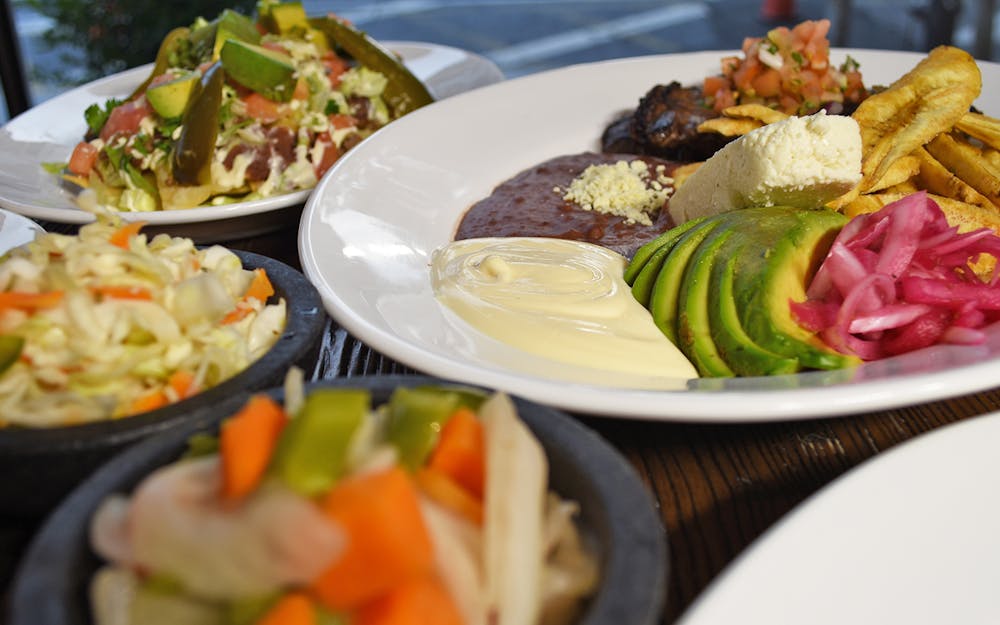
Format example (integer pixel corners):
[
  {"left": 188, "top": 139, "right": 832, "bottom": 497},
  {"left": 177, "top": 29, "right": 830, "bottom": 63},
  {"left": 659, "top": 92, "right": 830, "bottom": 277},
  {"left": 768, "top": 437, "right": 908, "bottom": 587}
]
[
  {"left": 675, "top": 410, "right": 1000, "bottom": 624},
  {"left": 299, "top": 49, "right": 1000, "bottom": 422},
  {"left": 0, "top": 42, "right": 503, "bottom": 241}
]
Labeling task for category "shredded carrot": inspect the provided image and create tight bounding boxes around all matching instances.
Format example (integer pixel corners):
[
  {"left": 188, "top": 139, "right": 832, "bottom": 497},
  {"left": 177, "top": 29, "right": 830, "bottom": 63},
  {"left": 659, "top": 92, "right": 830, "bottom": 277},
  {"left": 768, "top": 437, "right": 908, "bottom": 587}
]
[
  {"left": 168, "top": 369, "right": 197, "bottom": 400},
  {"left": 129, "top": 389, "right": 168, "bottom": 415},
  {"left": 88, "top": 285, "right": 153, "bottom": 300},
  {"left": 255, "top": 592, "right": 316, "bottom": 625},
  {"left": 222, "top": 269, "right": 275, "bottom": 325},
  {"left": 109, "top": 221, "right": 146, "bottom": 249},
  {"left": 310, "top": 466, "right": 434, "bottom": 610},
  {"left": 0, "top": 291, "right": 65, "bottom": 312},
  {"left": 425, "top": 407, "right": 485, "bottom": 499},
  {"left": 245, "top": 268, "right": 275, "bottom": 302},
  {"left": 353, "top": 575, "right": 464, "bottom": 625},
  {"left": 220, "top": 394, "right": 288, "bottom": 502},
  {"left": 415, "top": 467, "right": 483, "bottom": 526}
]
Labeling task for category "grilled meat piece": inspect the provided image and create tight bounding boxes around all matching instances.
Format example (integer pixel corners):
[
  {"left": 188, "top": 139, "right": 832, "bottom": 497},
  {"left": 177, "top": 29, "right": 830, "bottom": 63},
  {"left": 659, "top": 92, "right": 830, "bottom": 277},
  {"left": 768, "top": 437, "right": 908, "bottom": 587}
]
[{"left": 601, "top": 81, "right": 732, "bottom": 162}]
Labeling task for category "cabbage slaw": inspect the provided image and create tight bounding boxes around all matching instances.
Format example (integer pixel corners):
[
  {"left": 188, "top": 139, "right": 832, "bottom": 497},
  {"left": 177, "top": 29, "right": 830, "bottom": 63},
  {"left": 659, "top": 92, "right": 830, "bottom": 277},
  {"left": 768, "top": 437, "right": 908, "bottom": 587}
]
[{"left": 0, "top": 218, "right": 286, "bottom": 426}]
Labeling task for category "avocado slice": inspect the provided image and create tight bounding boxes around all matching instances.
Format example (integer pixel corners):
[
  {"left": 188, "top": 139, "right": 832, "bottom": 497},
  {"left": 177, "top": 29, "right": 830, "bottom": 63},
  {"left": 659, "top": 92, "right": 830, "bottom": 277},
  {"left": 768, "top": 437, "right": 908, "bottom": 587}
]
[
  {"left": 708, "top": 208, "right": 802, "bottom": 376},
  {"left": 732, "top": 208, "right": 861, "bottom": 370},
  {"left": 146, "top": 71, "right": 200, "bottom": 118},
  {"left": 625, "top": 216, "right": 703, "bottom": 288},
  {"left": 220, "top": 39, "right": 297, "bottom": 102},
  {"left": 677, "top": 226, "right": 736, "bottom": 377},
  {"left": 212, "top": 9, "right": 262, "bottom": 59},
  {"left": 648, "top": 216, "right": 724, "bottom": 344}
]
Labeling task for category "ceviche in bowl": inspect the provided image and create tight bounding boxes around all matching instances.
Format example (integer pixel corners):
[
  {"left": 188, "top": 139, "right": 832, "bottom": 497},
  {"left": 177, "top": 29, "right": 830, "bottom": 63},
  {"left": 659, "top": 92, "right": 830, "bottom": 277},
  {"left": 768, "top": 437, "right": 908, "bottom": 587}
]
[
  {"left": 53, "top": 0, "right": 433, "bottom": 214},
  {"left": 0, "top": 218, "right": 325, "bottom": 517},
  {"left": 8, "top": 375, "right": 666, "bottom": 625}
]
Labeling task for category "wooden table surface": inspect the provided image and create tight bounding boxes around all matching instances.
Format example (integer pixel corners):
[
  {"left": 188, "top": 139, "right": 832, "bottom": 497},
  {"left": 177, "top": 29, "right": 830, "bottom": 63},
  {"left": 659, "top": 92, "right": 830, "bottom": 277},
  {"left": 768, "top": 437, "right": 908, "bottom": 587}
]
[{"left": 4, "top": 217, "right": 1000, "bottom": 623}]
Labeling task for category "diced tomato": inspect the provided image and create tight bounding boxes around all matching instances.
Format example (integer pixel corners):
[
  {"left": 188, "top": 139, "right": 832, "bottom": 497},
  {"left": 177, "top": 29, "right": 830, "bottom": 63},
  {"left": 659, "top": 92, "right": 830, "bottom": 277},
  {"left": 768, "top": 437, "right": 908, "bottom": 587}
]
[
  {"left": 322, "top": 51, "right": 350, "bottom": 87},
  {"left": 99, "top": 98, "right": 152, "bottom": 141},
  {"left": 243, "top": 92, "right": 281, "bottom": 124},
  {"left": 313, "top": 132, "right": 340, "bottom": 178},
  {"left": 293, "top": 78, "right": 309, "bottom": 101},
  {"left": 751, "top": 68, "right": 782, "bottom": 98},
  {"left": 328, "top": 113, "right": 356, "bottom": 130},
  {"left": 67, "top": 142, "right": 99, "bottom": 177}
]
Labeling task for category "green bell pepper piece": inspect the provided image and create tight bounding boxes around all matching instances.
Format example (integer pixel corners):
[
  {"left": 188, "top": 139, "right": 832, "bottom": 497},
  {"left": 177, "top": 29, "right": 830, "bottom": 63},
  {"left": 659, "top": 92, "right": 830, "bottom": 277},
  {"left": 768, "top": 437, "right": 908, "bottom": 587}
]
[
  {"left": 270, "top": 389, "right": 369, "bottom": 496},
  {"left": 385, "top": 386, "right": 487, "bottom": 471},
  {"left": 172, "top": 62, "right": 225, "bottom": 186},
  {"left": 0, "top": 336, "right": 24, "bottom": 375},
  {"left": 308, "top": 16, "right": 434, "bottom": 117}
]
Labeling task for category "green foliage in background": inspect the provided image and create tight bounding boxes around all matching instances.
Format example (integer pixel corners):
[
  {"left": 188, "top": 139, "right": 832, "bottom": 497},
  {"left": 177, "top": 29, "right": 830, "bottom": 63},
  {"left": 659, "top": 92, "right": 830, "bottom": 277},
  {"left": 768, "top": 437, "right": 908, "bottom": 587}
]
[{"left": 22, "top": 0, "right": 257, "bottom": 81}]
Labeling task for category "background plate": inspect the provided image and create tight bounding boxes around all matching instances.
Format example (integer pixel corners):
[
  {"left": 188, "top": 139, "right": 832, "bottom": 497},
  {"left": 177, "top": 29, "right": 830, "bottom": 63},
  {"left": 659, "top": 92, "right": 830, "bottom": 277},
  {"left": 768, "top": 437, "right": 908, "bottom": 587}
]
[
  {"left": 676, "top": 410, "right": 1000, "bottom": 624},
  {"left": 0, "top": 208, "right": 43, "bottom": 255},
  {"left": 0, "top": 42, "right": 504, "bottom": 240},
  {"left": 299, "top": 49, "right": 1000, "bottom": 422}
]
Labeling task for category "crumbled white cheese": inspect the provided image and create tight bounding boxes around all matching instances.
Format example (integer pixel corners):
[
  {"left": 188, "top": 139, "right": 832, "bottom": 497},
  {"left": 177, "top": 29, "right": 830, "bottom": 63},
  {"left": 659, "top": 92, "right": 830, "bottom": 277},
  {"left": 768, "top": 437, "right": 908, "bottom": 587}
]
[
  {"left": 558, "top": 160, "right": 674, "bottom": 226},
  {"left": 667, "top": 111, "right": 862, "bottom": 225}
]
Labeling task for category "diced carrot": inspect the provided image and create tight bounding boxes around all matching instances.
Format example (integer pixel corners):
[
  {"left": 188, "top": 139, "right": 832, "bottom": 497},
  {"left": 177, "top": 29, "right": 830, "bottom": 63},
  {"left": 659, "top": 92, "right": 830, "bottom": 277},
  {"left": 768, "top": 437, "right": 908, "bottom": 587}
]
[
  {"left": 415, "top": 467, "right": 483, "bottom": 526},
  {"left": 109, "top": 221, "right": 146, "bottom": 249},
  {"left": 88, "top": 285, "right": 153, "bottom": 300},
  {"left": 129, "top": 389, "right": 168, "bottom": 415},
  {"left": 354, "top": 575, "right": 464, "bottom": 625},
  {"left": 243, "top": 92, "right": 281, "bottom": 124},
  {"left": 310, "top": 466, "right": 434, "bottom": 610},
  {"left": 168, "top": 369, "right": 197, "bottom": 400},
  {"left": 67, "top": 142, "right": 99, "bottom": 177},
  {"left": 245, "top": 268, "right": 275, "bottom": 302},
  {"left": 255, "top": 592, "right": 316, "bottom": 625},
  {"left": 220, "top": 394, "right": 288, "bottom": 502},
  {"left": 221, "top": 303, "right": 252, "bottom": 325},
  {"left": 425, "top": 407, "right": 485, "bottom": 499},
  {"left": 0, "top": 291, "right": 64, "bottom": 312}
]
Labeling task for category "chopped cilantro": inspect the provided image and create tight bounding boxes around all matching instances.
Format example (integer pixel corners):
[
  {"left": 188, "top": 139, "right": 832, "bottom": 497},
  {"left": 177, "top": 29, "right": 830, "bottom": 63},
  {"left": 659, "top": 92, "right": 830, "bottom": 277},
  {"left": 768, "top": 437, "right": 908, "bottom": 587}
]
[
  {"left": 83, "top": 98, "right": 124, "bottom": 136},
  {"left": 791, "top": 51, "right": 804, "bottom": 67},
  {"left": 41, "top": 161, "right": 67, "bottom": 175},
  {"left": 324, "top": 99, "right": 341, "bottom": 115}
]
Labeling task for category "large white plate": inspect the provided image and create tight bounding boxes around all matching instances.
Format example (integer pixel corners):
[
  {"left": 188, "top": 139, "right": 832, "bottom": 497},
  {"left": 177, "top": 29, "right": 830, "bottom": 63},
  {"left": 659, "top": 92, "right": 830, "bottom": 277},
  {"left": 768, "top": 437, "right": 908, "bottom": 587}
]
[
  {"left": 0, "top": 208, "right": 44, "bottom": 255},
  {"left": 676, "top": 410, "right": 1000, "bottom": 624},
  {"left": 299, "top": 49, "right": 1000, "bottom": 422},
  {"left": 0, "top": 42, "right": 504, "bottom": 241}
]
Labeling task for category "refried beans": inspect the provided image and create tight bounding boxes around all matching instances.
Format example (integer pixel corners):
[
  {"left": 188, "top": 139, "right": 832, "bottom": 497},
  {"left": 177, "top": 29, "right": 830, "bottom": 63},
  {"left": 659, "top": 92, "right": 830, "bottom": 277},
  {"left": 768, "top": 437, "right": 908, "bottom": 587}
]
[{"left": 454, "top": 152, "right": 680, "bottom": 258}]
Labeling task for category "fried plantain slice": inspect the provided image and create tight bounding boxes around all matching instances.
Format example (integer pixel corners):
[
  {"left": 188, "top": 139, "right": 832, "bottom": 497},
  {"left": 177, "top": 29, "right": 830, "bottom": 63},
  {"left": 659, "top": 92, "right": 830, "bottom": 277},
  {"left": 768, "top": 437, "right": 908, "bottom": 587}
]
[
  {"left": 696, "top": 117, "right": 763, "bottom": 136},
  {"left": 926, "top": 132, "right": 1000, "bottom": 207},
  {"left": 866, "top": 154, "right": 921, "bottom": 193},
  {"left": 721, "top": 104, "right": 790, "bottom": 125},
  {"left": 955, "top": 111, "right": 1000, "bottom": 151},
  {"left": 852, "top": 46, "right": 981, "bottom": 193},
  {"left": 914, "top": 147, "right": 995, "bottom": 209}
]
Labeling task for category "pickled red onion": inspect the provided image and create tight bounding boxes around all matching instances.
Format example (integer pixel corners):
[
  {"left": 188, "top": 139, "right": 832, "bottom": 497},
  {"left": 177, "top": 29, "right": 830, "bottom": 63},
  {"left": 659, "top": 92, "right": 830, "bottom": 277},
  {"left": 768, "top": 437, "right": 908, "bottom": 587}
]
[{"left": 791, "top": 192, "right": 1000, "bottom": 359}]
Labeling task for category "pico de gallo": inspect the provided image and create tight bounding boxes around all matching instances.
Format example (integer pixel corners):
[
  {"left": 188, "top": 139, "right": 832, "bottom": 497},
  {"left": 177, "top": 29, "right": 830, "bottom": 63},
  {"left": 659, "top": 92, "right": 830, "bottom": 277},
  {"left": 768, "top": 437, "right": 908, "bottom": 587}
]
[
  {"left": 58, "top": 1, "right": 433, "bottom": 213},
  {"left": 703, "top": 19, "right": 867, "bottom": 115}
]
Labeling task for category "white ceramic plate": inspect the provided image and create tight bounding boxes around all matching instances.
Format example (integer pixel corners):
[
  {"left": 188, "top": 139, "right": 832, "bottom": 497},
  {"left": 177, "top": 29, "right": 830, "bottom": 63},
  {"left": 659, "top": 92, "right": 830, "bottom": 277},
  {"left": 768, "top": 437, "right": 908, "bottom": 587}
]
[
  {"left": 299, "top": 49, "right": 1000, "bottom": 422},
  {"left": 0, "top": 208, "right": 44, "bottom": 255},
  {"left": 676, "top": 410, "right": 1000, "bottom": 624},
  {"left": 0, "top": 42, "right": 503, "bottom": 241}
]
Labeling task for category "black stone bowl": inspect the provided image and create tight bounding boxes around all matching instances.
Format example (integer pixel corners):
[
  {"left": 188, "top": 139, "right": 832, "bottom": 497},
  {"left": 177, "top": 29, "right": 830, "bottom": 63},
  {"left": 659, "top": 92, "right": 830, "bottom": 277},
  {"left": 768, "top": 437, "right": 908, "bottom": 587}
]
[
  {"left": 0, "top": 250, "right": 326, "bottom": 519},
  {"left": 8, "top": 375, "right": 667, "bottom": 625}
]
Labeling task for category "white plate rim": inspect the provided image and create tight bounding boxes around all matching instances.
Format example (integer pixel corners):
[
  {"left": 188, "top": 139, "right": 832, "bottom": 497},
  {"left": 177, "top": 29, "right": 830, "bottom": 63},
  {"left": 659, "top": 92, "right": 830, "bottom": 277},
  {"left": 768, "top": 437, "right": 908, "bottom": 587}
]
[
  {"left": 0, "top": 41, "right": 503, "bottom": 226},
  {"left": 299, "top": 48, "right": 1000, "bottom": 422}
]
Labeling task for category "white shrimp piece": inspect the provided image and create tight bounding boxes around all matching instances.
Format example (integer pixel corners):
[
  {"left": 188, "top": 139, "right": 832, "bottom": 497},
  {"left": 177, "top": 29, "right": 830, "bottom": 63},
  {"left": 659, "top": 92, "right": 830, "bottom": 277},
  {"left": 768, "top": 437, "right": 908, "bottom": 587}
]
[{"left": 113, "top": 456, "right": 344, "bottom": 600}]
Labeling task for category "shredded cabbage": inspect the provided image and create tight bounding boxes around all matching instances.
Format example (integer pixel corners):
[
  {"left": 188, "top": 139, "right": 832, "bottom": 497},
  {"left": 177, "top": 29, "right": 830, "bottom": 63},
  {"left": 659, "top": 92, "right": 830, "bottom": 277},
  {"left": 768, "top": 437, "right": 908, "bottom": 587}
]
[{"left": 0, "top": 217, "right": 287, "bottom": 426}]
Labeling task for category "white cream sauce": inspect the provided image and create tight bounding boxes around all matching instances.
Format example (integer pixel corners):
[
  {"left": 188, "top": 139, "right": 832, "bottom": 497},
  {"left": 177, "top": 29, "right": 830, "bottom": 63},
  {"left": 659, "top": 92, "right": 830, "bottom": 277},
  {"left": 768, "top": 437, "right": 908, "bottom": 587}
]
[{"left": 430, "top": 237, "right": 698, "bottom": 385}]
